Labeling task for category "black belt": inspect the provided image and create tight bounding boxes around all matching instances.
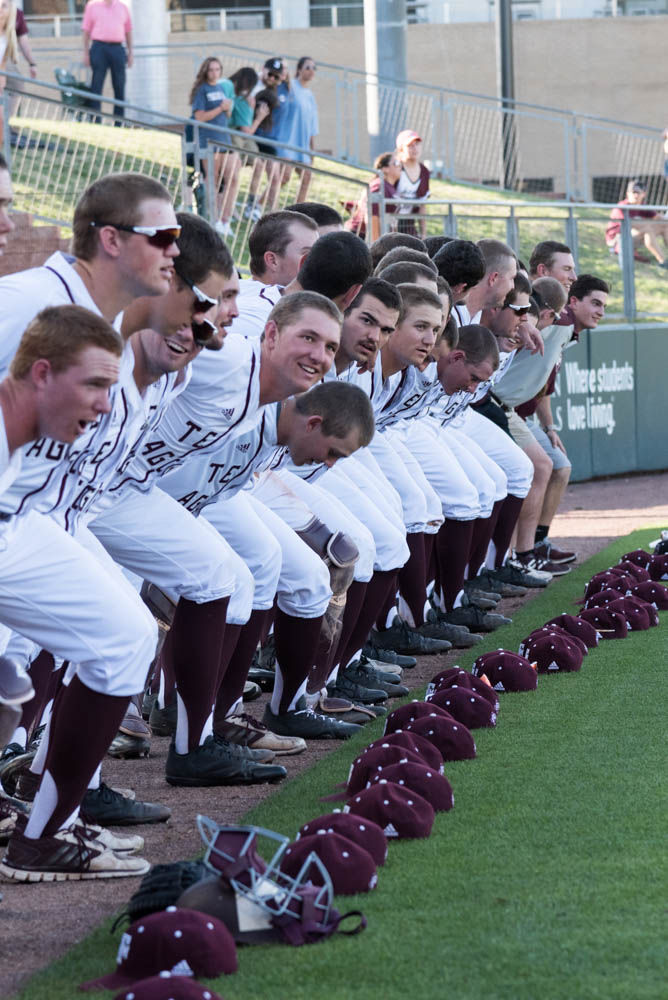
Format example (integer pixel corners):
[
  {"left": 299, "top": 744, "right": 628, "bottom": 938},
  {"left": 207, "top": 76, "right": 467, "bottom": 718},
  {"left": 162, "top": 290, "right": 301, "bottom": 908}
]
[
  {"left": 0, "top": 512, "right": 13, "bottom": 521},
  {"left": 489, "top": 391, "right": 511, "bottom": 413}
]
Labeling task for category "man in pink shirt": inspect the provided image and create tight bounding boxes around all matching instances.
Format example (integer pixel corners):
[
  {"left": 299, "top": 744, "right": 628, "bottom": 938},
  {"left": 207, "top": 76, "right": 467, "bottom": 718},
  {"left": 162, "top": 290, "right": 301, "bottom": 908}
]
[{"left": 82, "top": 0, "right": 133, "bottom": 125}]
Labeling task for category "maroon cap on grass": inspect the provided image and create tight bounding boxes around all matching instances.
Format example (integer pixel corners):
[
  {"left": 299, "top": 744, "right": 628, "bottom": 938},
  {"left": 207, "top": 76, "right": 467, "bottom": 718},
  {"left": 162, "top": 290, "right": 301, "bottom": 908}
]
[
  {"left": 80, "top": 908, "right": 237, "bottom": 991},
  {"left": 607, "top": 596, "right": 655, "bottom": 630},
  {"left": 584, "top": 588, "right": 625, "bottom": 610},
  {"left": 404, "top": 715, "right": 477, "bottom": 761},
  {"left": 344, "top": 744, "right": 424, "bottom": 797},
  {"left": 578, "top": 607, "right": 628, "bottom": 639},
  {"left": 648, "top": 554, "right": 668, "bottom": 580},
  {"left": 620, "top": 549, "right": 652, "bottom": 569},
  {"left": 113, "top": 976, "right": 225, "bottom": 1000},
  {"left": 297, "top": 812, "right": 388, "bottom": 866},
  {"left": 428, "top": 668, "right": 500, "bottom": 711},
  {"left": 426, "top": 686, "right": 497, "bottom": 729},
  {"left": 544, "top": 614, "right": 600, "bottom": 648},
  {"left": 583, "top": 572, "right": 632, "bottom": 602},
  {"left": 519, "top": 632, "right": 583, "bottom": 673},
  {"left": 366, "top": 731, "right": 444, "bottom": 770},
  {"left": 384, "top": 701, "right": 453, "bottom": 736},
  {"left": 370, "top": 762, "right": 454, "bottom": 812},
  {"left": 616, "top": 561, "right": 651, "bottom": 582},
  {"left": 345, "top": 781, "right": 435, "bottom": 840},
  {"left": 524, "top": 625, "right": 588, "bottom": 656},
  {"left": 472, "top": 650, "right": 538, "bottom": 692},
  {"left": 281, "top": 832, "right": 378, "bottom": 895},
  {"left": 629, "top": 580, "right": 668, "bottom": 609}
]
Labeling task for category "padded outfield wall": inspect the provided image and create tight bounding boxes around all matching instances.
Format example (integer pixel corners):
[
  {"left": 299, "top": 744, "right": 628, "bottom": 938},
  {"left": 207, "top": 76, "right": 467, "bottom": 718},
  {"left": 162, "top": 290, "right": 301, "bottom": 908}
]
[{"left": 547, "top": 324, "right": 668, "bottom": 482}]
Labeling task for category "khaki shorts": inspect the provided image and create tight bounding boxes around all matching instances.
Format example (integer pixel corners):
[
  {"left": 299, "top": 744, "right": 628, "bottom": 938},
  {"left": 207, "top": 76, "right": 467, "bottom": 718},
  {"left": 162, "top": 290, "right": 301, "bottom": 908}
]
[
  {"left": 230, "top": 132, "right": 259, "bottom": 154},
  {"left": 506, "top": 409, "right": 537, "bottom": 451}
]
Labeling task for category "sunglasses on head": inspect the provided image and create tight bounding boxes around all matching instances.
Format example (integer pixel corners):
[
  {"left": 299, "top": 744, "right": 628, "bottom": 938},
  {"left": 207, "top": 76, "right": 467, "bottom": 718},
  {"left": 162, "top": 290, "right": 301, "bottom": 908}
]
[
  {"left": 181, "top": 274, "right": 218, "bottom": 312},
  {"left": 90, "top": 221, "right": 181, "bottom": 249}
]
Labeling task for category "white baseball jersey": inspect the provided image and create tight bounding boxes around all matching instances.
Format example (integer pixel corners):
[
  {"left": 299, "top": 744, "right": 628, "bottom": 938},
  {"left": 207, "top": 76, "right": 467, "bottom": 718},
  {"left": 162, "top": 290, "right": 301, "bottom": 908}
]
[
  {"left": 0, "top": 252, "right": 101, "bottom": 378},
  {"left": 108, "top": 333, "right": 264, "bottom": 499},
  {"left": 0, "top": 411, "right": 22, "bottom": 497},
  {"left": 0, "top": 342, "right": 187, "bottom": 532},
  {"left": 227, "top": 278, "right": 283, "bottom": 340}
]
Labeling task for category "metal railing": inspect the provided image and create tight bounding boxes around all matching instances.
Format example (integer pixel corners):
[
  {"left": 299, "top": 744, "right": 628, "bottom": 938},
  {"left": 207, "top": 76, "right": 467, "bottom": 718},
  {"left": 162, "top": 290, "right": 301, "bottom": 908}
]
[
  {"left": 364, "top": 190, "right": 668, "bottom": 323},
  {"left": 24, "top": 37, "right": 668, "bottom": 201},
  {"left": 0, "top": 72, "right": 372, "bottom": 271}
]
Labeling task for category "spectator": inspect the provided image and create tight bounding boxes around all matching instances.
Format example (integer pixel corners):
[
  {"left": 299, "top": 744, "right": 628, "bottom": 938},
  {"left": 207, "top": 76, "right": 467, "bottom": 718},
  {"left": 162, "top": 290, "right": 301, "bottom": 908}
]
[
  {"left": 82, "top": 0, "right": 132, "bottom": 125},
  {"left": 282, "top": 57, "right": 319, "bottom": 166},
  {"left": 346, "top": 151, "right": 403, "bottom": 241},
  {"left": 0, "top": 1, "right": 37, "bottom": 135},
  {"left": 394, "top": 129, "right": 430, "bottom": 237},
  {"left": 605, "top": 178, "right": 668, "bottom": 268},
  {"left": 227, "top": 67, "right": 270, "bottom": 153},
  {"left": 190, "top": 56, "right": 240, "bottom": 235}
]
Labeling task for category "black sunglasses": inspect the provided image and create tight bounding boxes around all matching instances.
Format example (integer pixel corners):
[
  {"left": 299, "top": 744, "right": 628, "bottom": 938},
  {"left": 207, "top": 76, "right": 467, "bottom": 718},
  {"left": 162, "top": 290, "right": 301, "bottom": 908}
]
[
  {"left": 181, "top": 275, "right": 218, "bottom": 313},
  {"left": 191, "top": 316, "right": 218, "bottom": 347},
  {"left": 90, "top": 222, "right": 181, "bottom": 249},
  {"left": 506, "top": 304, "right": 530, "bottom": 316}
]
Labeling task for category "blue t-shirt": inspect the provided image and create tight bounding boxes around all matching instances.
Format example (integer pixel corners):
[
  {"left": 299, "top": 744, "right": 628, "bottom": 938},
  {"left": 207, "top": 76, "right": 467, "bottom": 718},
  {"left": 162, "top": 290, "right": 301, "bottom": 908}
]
[
  {"left": 256, "top": 81, "right": 290, "bottom": 157},
  {"left": 191, "top": 79, "right": 234, "bottom": 147},
  {"left": 279, "top": 79, "right": 319, "bottom": 164}
]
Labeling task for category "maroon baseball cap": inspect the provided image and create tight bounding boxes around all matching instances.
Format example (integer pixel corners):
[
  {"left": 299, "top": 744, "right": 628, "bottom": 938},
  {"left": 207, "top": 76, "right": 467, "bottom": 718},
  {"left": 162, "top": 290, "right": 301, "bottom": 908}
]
[
  {"left": 583, "top": 571, "right": 631, "bottom": 602},
  {"left": 578, "top": 606, "right": 628, "bottom": 639},
  {"left": 297, "top": 812, "right": 388, "bottom": 866},
  {"left": 519, "top": 632, "right": 583, "bottom": 673},
  {"left": 384, "top": 700, "right": 453, "bottom": 735},
  {"left": 616, "top": 560, "right": 651, "bottom": 582},
  {"left": 607, "top": 596, "right": 655, "bottom": 630},
  {"left": 544, "top": 614, "right": 600, "bottom": 648},
  {"left": 428, "top": 668, "right": 500, "bottom": 711},
  {"left": 629, "top": 580, "right": 668, "bottom": 609},
  {"left": 648, "top": 554, "right": 668, "bottom": 580},
  {"left": 472, "top": 650, "right": 537, "bottom": 693},
  {"left": 370, "top": 762, "right": 454, "bottom": 812},
  {"left": 112, "top": 976, "right": 224, "bottom": 1000},
  {"left": 344, "top": 744, "right": 424, "bottom": 797},
  {"left": 620, "top": 548, "right": 652, "bottom": 569},
  {"left": 366, "top": 731, "right": 444, "bottom": 770},
  {"left": 80, "top": 908, "right": 237, "bottom": 991},
  {"left": 281, "top": 832, "right": 378, "bottom": 895},
  {"left": 346, "top": 781, "right": 434, "bottom": 839},
  {"left": 584, "top": 588, "right": 625, "bottom": 609},
  {"left": 523, "top": 625, "right": 588, "bottom": 657},
  {"left": 426, "top": 686, "right": 497, "bottom": 729},
  {"left": 404, "top": 714, "right": 477, "bottom": 761}
]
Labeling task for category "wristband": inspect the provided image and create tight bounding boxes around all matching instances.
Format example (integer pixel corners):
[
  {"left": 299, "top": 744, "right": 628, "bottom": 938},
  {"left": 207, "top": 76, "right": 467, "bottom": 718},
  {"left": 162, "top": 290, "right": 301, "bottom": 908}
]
[{"left": 543, "top": 424, "right": 557, "bottom": 433}]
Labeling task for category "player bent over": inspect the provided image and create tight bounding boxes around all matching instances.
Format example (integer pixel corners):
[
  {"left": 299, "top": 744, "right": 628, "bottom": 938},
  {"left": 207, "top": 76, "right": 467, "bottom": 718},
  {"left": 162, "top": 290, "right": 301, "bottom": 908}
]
[{"left": 0, "top": 306, "right": 158, "bottom": 881}]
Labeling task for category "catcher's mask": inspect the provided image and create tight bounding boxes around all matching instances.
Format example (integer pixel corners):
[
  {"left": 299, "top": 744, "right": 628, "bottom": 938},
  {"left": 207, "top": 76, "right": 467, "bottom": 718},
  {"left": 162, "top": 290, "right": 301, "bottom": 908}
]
[{"left": 177, "top": 816, "right": 365, "bottom": 946}]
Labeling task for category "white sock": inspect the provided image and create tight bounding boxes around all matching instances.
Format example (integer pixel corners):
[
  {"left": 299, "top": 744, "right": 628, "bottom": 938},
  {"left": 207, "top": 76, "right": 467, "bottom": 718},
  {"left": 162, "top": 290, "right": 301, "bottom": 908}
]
[
  {"left": 29, "top": 713, "right": 52, "bottom": 777},
  {"left": 453, "top": 588, "right": 465, "bottom": 609},
  {"left": 9, "top": 725, "right": 27, "bottom": 749},
  {"left": 397, "top": 596, "right": 416, "bottom": 628},
  {"left": 174, "top": 692, "right": 189, "bottom": 754},
  {"left": 24, "top": 769, "right": 58, "bottom": 840},
  {"left": 287, "top": 679, "right": 308, "bottom": 712},
  {"left": 87, "top": 764, "right": 101, "bottom": 791}
]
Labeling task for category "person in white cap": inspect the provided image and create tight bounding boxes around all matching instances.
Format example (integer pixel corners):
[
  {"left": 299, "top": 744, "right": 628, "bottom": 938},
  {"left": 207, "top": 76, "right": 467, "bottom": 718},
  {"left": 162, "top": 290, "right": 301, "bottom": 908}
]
[{"left": 395, "top": 129, "right": 430, "bottom": 239}]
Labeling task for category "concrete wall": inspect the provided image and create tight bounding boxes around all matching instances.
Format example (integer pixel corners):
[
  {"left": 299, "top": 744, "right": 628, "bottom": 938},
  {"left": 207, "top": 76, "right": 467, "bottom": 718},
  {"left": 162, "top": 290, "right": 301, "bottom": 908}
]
[{"left": 25, "top": 17, "right": 668, "bottom": 190}]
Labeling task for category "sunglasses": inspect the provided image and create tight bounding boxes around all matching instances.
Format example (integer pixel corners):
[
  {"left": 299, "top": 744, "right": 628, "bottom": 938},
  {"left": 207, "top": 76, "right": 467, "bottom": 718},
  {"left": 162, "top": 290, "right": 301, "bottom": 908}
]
[
  {"left": 181, "top": 275, "right": 218, "bottom": 312},
  {"left": 191, "top": 316, "right": 218, "bottom": 347},
  {"left": 506, "top": 304, "right": 530, "bottom": 315},
  {"left": 90, "top": 222, "right": 181, "bottom": 249}
]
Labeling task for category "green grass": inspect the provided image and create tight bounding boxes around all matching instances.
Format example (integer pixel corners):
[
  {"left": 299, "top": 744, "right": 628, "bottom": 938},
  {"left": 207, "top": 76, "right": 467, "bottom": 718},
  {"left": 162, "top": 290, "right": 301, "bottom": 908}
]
[{"left": 17, "top": 527, "right": 666, "bottom": 1000}]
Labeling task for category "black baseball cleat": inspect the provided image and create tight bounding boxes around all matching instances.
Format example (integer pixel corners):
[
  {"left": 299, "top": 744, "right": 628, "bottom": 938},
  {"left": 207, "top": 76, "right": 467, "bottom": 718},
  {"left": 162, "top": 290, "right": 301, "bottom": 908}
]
[
  {"left": 165, "top": 736, "right": 287, "bottom": 787},
  {"left": 108, "top": 703, "right": 151, "bottom": 759},
  {"left": 81, "top": 782, "right": 171, "bottom": 826},
  {"left": 533, "top": 540, "right": 577, "bottom": 564},
  {"left": 437, "top": 605, "right": 512, "bottom": 633},
  {"left": 247, "top": 666, "right": 276, "bottom": 691},
  {"left": 490, "top": 561, "right": 551, "bottom": 589},
  {"left": 460, "top": 590, "right": 498, "bottom": 611},
  {"left": 463, "top": 581, "right": 501, "bottom": 604},
  {"left": 341, "top": 659, "right": 410, "bottom": 697},
  {"left": 422, "top": 612, "right": 484, "bottom": 647},
  {"left": 327, "top": 673, "right": 388, "bottom": 705},
  {"left": 263, "top": 696, "right": 362, "bottom": 740},
  {"left": 473, "top": 570, "right": 528, "bottom": 597},
  {"left": 370, "top": 619, "right": 451, "bottom": 656},
  {"left": 149, "top": 699, "right": 177, "bottom": 737},
  {"left": 361, "top": 643, "right": 417, "bottom": 669}
]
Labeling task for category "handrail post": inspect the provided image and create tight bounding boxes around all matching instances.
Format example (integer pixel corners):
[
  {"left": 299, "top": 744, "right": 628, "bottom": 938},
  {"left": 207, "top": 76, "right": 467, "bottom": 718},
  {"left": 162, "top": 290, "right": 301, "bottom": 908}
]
[{"left": 620, "top": 208, "right": 636, "bottom": 322}]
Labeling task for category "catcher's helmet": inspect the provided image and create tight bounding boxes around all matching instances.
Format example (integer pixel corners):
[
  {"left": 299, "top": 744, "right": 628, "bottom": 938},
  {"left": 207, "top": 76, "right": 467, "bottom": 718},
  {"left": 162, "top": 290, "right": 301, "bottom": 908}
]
[{"left": 177, "top": 817, "right": 346, "bottom": 946}]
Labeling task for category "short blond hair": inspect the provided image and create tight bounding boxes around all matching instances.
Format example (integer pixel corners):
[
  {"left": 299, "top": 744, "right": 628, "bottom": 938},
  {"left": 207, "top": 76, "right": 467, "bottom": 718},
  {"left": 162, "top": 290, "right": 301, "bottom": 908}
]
[{"left": 10, "top": 305, "right": 123, "bottom": 380}]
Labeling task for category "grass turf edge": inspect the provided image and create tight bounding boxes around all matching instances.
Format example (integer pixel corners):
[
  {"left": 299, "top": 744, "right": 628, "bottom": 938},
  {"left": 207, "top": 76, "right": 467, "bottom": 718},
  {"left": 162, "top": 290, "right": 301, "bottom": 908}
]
[{"left": 15, "top": 526, "right": 667, "bottom": 1000}]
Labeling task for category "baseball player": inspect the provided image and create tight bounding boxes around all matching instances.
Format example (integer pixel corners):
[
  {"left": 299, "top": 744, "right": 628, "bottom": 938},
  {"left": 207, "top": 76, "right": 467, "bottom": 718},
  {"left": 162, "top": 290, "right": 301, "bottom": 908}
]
[{"left": 0, "top": 306, "right": 159, "bottom": 882}]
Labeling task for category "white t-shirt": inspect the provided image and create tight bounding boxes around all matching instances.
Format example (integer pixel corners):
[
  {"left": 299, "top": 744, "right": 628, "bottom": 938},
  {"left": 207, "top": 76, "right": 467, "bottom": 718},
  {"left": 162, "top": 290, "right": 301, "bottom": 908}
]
[{"left": 0, "top": 410, "right": 23, "bottom": 500}]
